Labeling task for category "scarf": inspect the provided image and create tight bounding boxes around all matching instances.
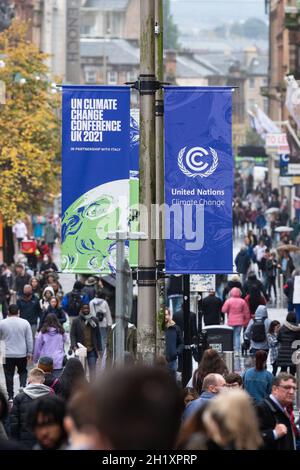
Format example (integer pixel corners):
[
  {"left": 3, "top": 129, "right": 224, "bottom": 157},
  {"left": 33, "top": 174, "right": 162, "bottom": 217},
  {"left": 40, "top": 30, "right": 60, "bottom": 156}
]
[{"left": 80, "top": 312, "right": 97, "bottom": 328}]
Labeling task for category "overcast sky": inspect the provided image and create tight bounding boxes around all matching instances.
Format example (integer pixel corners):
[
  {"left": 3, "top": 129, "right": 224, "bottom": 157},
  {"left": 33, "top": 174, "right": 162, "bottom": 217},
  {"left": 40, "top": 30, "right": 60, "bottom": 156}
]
[{"left": 170, "top": 0, "right": 268, "bottom": 30}]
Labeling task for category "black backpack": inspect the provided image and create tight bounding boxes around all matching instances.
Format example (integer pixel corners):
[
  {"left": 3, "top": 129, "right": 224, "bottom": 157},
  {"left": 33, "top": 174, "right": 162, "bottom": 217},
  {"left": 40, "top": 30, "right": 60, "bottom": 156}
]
[
  {"left": 68, "top": 292, "right": 83, "bottom": 315},
  {"left": 251, "top": 318, "right": 266, "bottom": 343}
]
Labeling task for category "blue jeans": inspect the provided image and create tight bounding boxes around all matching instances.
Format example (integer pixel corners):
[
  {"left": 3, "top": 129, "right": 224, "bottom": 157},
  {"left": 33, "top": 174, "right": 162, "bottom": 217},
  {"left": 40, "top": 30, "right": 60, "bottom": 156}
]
[
  {"left": 233, "top": 326, "right": 243, "bottom": 353},
  {"left": 167, "top": 359, "right": 178, "bottom": 379},
  {"left": 87, "top": 350, "right": 98, "bottom": 381}
]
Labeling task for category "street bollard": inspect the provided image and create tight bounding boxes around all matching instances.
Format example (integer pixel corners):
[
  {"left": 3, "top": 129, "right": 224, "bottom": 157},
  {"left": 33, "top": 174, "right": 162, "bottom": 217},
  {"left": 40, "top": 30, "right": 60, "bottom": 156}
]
[{"left": 222, "top": 351, "right": 234, "bottom": 373}]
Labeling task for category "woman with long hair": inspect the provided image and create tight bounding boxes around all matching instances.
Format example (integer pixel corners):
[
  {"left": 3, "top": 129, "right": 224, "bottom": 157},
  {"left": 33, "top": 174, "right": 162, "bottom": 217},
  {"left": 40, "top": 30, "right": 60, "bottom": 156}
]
[
  {"left": 39, "top": 296, "right": 67, "bottom": 330},
  {"left": 55, "top": 358, "right": 88, "bottom": 402},
  {"left": 245, "top": 286, "right": 266, "bottom": 318},
  {"left": 243, "top": 350, "right": 273, "bottom": 404},
  {"left": 191, "top": 349, "right": 228, "bottom": 395},
  {"left": 30, "top": 277, "right": 42, "bottom": 300},
  {"left": 34, "top": 314, "right": 68, "bottom": 377}
]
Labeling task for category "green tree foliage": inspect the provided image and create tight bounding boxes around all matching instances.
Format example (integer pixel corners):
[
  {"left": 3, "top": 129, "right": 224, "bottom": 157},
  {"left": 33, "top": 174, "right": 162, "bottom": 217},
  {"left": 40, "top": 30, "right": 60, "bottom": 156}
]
[
  {"left": 163, "top": 0, "right": 180, "bottom": 50},
  {"left": 0, "top": 22, "right": 61, "bottom": 224}
]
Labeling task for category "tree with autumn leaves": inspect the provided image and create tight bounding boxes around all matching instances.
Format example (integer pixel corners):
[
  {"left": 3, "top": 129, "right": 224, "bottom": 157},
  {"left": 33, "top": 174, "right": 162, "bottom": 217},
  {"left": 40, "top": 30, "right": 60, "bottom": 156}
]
[{"left": 0, "top": 21, "right": 61, "bottom": 225}]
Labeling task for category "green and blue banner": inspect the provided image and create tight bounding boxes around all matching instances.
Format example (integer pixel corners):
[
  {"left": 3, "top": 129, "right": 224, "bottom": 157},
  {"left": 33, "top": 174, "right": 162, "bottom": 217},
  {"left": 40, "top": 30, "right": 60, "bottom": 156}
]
[
  {"left": 164, "top": 87, "right": 233, "bottom": 274},
  {"left": 129, "top": 109, "right": 139, "bottom": 267},
  {"left": 61, "top": 85, "right": 131, "bottom": 274}
]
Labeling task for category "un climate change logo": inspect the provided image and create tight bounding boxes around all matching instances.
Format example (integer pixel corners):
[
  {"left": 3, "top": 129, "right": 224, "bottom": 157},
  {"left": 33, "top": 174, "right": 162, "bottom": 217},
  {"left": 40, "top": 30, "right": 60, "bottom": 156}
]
[{"left": 178, "top": 146, "right": 219, "bottom": 178}]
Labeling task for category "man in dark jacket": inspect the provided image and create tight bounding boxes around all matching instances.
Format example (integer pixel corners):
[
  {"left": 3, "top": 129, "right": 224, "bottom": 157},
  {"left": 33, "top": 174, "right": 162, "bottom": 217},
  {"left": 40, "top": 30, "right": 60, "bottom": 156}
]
[
  {"left": 61, "top": 281, "right": 89, "bottom": 319},
  {"left": 260, "top": 229, "right": 272, "bottom": 249},
  {"left": 172, "top": 305, "right": 197, "bottom": 373},
  {"left": 9, "top": 368, "right": 52, "bottom": 449},
  {"left": 234, "top": 247, "right": 251, "bottom": 281},
  {"left": 17, "top": 285, "right": 41, "bottom": 340},
  {"left": 243, "top": 272, "right": 268, "bottom": 300},
  {"left": 202, "top": 291, "right": 223, "bottom": 325},
  {"left": 70, "top": 304, "right": 101, "bottom": 380},
  {"left": 172, "top": 306, "right": 197, "bottom": 338},
  {"left": 82, "top": 276, "right": 97, "bottom": 301},
  {"left": 222, "top": 275, "right": 242, "bottom": 302},
  {"left": 164, "top": 308, "right": 184, "bottom": 379},
  {"left": 13, "top": 263, "right": 31, "bottom": 299},
  {"left": 0, "top": 272, "right": 9, "bottom": 318},
  {"left": 256, "top": 373, "right": 297, "bottom": 450}
]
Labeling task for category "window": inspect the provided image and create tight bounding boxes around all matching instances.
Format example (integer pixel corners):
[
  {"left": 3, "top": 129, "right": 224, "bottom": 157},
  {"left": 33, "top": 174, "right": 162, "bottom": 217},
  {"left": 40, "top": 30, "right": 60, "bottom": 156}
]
[
  {"left": 84, "top": 67, "right": 97, "bottom": 84},
  {"left": 81, "top": 25, "right": 92, "bottom": 35},
  {"left": 127, "top": 70, "right": 136, "bottom": 82},
  {"left": 249, "top": 77, "right": 255, "bottom": 88},
  {"left": 107, "top": 70, "right": 118, "bottom": 85}
]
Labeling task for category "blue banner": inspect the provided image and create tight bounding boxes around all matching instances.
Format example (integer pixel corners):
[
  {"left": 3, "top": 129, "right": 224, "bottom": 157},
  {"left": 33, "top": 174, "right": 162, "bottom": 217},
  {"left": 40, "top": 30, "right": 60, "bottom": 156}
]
[
  {"left": 129, "top": 109, "right": 139, "bottom": 267},
  {"left": 164, "top": 87, "right": 233, "bottom": 274},
  {"left": 61, "top": 85, "right": 130, "bottom": 274}
]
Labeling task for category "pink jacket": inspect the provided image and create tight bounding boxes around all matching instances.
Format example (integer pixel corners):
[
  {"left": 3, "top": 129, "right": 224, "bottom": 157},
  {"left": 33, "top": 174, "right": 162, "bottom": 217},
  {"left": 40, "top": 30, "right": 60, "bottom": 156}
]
[{"left": 221, "top": 287, "right": 251, "bottom": 327}]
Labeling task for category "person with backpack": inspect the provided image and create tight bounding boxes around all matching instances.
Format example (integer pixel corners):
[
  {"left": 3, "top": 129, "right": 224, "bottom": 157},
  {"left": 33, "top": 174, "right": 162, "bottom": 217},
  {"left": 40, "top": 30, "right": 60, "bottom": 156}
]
[
  {"left": 244, "top": 305, "right": 272, "bottom": 356},
  {"left": 33, "top": 314, "right": 69, "bottom": 378},
  {"left": 89, "top": 289, "right": 112, "bottom": 353},
  {"left": 82, "top": 277, "right": 97, "bottom": 301},
  {"left": 276, "top": 311, "right": 300, "bottom": 376},
  {"left": 37, "top": 356, "right": 60, "bottom": 393},
  {"left": 61, "top": 281, "right": 89, "bottom": 326},
  {"left": 9, "top": 368, "right": 52, "bottom": 449}
]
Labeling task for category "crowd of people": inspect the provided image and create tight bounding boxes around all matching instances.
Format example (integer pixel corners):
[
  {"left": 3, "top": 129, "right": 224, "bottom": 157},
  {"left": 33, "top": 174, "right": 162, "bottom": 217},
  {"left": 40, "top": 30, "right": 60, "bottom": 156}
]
[
  {"left": 0, "top": 177, "right": 300, "bottom": 451},
  {"left": 0, "top": 356, "right": 298, "bottom": 450}
]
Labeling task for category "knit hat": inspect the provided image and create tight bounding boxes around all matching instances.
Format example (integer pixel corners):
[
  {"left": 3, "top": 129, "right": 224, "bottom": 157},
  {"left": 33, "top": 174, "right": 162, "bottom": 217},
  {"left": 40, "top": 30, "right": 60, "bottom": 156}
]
[{"left": 38, "top": 356, "right": 54, "bottom": 373}]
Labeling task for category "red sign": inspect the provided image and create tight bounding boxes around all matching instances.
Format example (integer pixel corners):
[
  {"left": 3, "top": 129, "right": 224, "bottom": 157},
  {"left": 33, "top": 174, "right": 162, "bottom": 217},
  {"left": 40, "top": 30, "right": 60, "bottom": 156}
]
[{"left": 266, "top": 133, "right": 290, "bottom": 154}]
